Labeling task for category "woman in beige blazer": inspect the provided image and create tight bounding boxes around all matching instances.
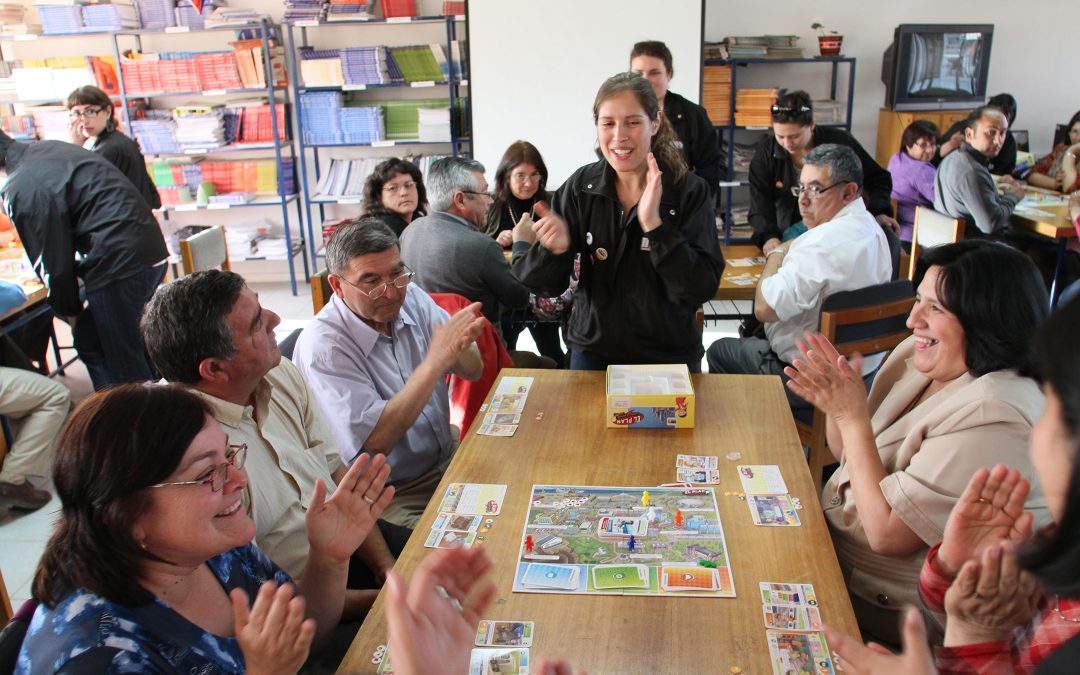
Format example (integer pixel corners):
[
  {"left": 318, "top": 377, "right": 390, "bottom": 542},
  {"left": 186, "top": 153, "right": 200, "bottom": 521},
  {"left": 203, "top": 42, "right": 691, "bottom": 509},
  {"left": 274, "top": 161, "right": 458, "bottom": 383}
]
[{"left": 785, "top": 239, "right": 1050, "bottom": 645}]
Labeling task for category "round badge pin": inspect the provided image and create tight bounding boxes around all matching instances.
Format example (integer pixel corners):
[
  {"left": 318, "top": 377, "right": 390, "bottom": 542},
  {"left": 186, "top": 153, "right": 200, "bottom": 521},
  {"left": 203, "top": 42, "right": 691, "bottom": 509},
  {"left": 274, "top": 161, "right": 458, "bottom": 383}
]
[
  {"left": 586, "top": 232, "right": 593, "bottom": 245},
  {"left": 595, "top": 247, "right": 608, "bottom": 260}
]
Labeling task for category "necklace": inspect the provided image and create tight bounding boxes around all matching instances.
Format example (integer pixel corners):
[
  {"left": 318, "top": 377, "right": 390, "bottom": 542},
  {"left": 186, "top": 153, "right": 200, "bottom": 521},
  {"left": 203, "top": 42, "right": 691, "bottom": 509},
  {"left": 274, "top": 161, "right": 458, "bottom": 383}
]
[
  {"left": 507, "top": 202, "right": 535, "bottom": 225},
  {"left": 1054, "top": 595, "right": 1080, "bottom": 624}
]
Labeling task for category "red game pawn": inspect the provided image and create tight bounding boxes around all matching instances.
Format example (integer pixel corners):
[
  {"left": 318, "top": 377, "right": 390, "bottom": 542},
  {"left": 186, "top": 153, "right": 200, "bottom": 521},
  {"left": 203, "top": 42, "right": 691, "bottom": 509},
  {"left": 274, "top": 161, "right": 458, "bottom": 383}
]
[
  {"left": 524, "top": 535, "right": 534, "bottom": 553},
  {"left": 675, "top": 510, "right": 684, "bottom": 529}
]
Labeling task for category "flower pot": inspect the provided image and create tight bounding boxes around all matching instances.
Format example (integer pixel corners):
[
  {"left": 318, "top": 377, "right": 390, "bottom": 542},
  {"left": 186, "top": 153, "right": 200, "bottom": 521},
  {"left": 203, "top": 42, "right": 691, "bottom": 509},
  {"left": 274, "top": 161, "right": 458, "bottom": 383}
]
[{"left": 818, "top": 35, "right": 843, "bottom": 57}]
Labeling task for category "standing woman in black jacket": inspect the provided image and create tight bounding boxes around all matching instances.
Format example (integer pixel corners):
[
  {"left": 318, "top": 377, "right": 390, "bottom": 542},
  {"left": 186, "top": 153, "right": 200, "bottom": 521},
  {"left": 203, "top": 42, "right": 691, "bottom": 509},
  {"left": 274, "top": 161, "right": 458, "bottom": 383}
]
[
  {"left": 66, "top": 85, "right": 161, "bottom": 210},
  {"left": 511, "top": 72, "right": 724, "bottom": 372}
]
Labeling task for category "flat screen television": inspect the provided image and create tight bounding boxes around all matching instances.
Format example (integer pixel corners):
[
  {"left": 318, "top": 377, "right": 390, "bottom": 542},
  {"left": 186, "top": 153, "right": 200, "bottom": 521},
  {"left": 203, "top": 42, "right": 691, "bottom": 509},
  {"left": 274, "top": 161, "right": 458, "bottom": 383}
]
[{"left": 882, "top": 24, "right": 994, "bottom": 111}]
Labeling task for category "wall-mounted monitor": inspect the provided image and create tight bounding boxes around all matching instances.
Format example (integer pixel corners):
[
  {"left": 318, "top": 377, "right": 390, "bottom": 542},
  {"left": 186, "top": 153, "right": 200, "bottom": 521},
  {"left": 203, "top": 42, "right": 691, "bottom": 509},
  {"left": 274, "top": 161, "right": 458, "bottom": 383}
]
[{"left": 881, "top": 24, "right": 993, "bottom": 111}]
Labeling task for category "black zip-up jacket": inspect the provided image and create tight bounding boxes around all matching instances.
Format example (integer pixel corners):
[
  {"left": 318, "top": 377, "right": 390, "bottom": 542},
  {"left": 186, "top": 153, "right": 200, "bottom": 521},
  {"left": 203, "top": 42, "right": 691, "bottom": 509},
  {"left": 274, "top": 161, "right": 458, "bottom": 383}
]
[
  {"left": 0, "top": 137, "right": 168, "bottom": 316},
  {"left": 748, "top": 126, "right": 893, "bottom": 248},
  {"left": 91, "top": 127, "right": 162, "bottom": 210},
  {"left": 511, "top": 159, "right": 724, "bottom": 365},
  {"left": 664, "top": 91, "right": 721, "bottom": 196}
]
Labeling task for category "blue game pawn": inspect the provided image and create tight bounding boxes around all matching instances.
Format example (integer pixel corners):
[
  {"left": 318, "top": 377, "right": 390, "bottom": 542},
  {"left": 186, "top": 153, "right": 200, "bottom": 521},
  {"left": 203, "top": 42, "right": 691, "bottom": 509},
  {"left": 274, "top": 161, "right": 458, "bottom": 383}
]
[{"left": 628, "top": 535, "right": 636, "bottom": 553}]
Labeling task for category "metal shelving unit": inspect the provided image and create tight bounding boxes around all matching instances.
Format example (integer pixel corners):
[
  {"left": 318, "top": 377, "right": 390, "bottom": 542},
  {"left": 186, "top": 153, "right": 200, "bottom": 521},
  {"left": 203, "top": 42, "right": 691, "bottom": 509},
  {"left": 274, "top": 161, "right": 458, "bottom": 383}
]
[
  {"left": 283, "top": 15, "right": 469, "bottom": 268},
  {"left": 706, "top": 56, "right": 856, "bottom": 244}
]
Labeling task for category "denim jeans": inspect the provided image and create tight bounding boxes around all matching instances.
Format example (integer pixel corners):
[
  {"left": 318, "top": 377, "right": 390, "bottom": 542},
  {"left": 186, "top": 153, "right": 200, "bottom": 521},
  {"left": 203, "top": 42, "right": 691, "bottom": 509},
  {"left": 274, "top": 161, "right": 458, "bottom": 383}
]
[{"left": 73, "top": 264, "right": 166, "bottom": 390}]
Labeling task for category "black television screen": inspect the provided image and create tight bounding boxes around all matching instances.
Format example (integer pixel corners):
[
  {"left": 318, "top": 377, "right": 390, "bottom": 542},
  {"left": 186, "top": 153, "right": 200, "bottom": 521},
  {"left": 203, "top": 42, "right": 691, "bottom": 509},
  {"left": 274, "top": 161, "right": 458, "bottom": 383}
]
[{"left": 882, "top": 24, "right": 994, "bottom": 111}]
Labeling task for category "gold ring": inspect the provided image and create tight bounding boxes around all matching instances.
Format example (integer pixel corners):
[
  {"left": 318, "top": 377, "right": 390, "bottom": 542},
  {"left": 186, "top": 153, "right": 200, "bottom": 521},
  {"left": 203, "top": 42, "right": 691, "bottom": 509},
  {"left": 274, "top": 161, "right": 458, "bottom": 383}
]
[{"left": 363, "top": 495, "right": 376, "bottom": 505}]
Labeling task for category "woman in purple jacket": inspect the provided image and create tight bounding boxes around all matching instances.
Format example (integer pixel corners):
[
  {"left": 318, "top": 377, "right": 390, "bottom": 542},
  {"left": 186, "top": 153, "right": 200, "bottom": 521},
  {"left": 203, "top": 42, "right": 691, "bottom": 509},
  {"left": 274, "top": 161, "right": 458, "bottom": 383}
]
[{"left": 887, "top": 120, "right": 939, "bottom": 244}]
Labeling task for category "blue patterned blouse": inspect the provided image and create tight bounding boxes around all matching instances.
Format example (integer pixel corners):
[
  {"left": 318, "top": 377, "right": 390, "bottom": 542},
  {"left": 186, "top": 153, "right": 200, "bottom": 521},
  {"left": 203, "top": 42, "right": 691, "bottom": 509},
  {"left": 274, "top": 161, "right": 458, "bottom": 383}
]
[{"left": 16, "top": 543, "right": 292, "bottom": 674}]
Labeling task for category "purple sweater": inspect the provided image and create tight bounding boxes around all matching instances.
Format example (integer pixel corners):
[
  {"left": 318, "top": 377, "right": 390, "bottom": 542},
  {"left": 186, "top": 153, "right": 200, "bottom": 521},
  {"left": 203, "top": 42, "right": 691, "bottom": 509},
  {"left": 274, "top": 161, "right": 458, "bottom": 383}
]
[{"left": 887, "top": 151, "right": 937, "bottom": 241}]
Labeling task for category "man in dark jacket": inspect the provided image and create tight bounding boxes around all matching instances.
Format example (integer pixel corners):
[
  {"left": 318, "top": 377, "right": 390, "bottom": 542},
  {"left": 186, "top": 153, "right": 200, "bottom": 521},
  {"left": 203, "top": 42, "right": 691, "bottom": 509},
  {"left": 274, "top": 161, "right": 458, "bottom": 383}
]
[
  {"left": 0, "top": 130, "right": 168, "bottom": 390},
  {"left": 630, "top": 40, "right": 721, "bottom": 196}
]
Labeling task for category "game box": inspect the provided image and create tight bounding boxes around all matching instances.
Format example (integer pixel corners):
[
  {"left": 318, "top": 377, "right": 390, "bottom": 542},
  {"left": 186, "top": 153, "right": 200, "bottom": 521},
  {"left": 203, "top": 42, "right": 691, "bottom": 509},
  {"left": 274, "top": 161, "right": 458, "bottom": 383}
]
[{"left": 605, "top": 364, "right": 695, "bottom": 429}]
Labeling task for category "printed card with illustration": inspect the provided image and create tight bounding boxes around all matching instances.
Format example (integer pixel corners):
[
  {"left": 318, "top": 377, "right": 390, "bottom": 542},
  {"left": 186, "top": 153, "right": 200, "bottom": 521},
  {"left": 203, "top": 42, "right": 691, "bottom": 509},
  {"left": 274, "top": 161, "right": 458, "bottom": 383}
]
[
  {"left": 432, "top": 512, "right": 482, "bottom": 532},
  {"left": 469, "top": 647, "right": 531, "bottom": 675},
  {"left": 438, "top": 483, "right": 507, "bottom": 515},
  {"left": 766, "top": 630, "right": 835, "bottom": 675},
  {"left": 483, "top": 412, "right": 522, "bottom": 425},
  {"left": 660, "top": 565, "right": 721, "bottom": 592},
  {"left": 737, "top": 465, "right": 789, "bottom": 495},
  {"left": 475, "top": 620, "right": 534, "bottom": 647},
  {"left": 763, "top": 604, "right": 823, "bottom": 631},
  {"left": 520, "top": 563, "right": 580, "bottom": 590},
  {"left": 749, "top": 495, "right": 801, "bottom": 526},
  {"left": 591, "top": 564, "right": 649, "bottom": 590},
  {"left": 424, "top": 529, "right": 477, "bottom": 549},
  {"left": 676, "top": 454, "right": 719, "bottom": 470},
  {"left": 477, "top": 423, "right": 518, "bottom": 437},
  {"left": 676, "top": 467, "right": 721, "bottom": 484},
  {"left": 759, "top": 582, "right": 819, "bottom": 607}
]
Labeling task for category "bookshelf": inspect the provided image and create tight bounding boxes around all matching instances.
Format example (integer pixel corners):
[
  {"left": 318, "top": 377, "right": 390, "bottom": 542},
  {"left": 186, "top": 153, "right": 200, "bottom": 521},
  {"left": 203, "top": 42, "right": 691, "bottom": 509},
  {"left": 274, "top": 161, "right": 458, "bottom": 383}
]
[{"left": 283, "top": 15, "right": 469, "bottom": 267}]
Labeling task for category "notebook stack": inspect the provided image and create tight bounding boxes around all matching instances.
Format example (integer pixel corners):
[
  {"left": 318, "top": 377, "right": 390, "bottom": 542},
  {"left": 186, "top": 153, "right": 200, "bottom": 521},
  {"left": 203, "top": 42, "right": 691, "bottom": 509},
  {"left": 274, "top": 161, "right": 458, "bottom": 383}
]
[
  {"left": 134, "top": 0, "right": 176, "bottom": 30},
  {"left": 326, "top": 0, "right": 371, "bottom": 22},
  {"left": 283, "top": 0, "right": 324, "bottom": 24},
  {"left": 338, "top": 105, "right": 383, "bottom": 144},
  {"left": 120, "top": 53, "right": 163, "bottom": 95},
  {"left": 82, "top": 0, "right": 139, "bottom": 31},
  {"left": 34, "top": 0, "right": 85, "bottom": 35},
  {"left": 383, "top": 98, "right": 448, "bottom": 140},
  {"left": 204, "top": 7, "right": 260, "bottom": 28},
  {"left": 417, "top": 106, "right": 449, "bottom": 142},
  {"left": 379, "top": 0, "right": 414, "bottom": 19},
  {"left": 157, "top": 52, "right": 200, "bottom": 92},
  {"left": 702, "top": 65, "right": 732, "bottom": 125},
  {"left": 131, "top": 114, "right": 180, "bottom": 154},
  {"left": 734, "top": 88, "right": 777, "bottom": 127},
  {"left": 298, "top": 48, "right": 343, "bottom": 87},
  {"left": 388, "top": 44, "right": 444, "bottom": 82},
  {"left": 175, "top": 0, "right": 211, "bottom": 29},
  {"left": 194, "top": 51, "right": 243, "bottom": 89},
  {"left": 173, "top": 104, "right": 226, "bottom": 149},
  {"left": 340, "top": 47, "right": 387, "bottom": 86},
  {"left": 299, "top": 90, "right": 342, "bottom": 144}
]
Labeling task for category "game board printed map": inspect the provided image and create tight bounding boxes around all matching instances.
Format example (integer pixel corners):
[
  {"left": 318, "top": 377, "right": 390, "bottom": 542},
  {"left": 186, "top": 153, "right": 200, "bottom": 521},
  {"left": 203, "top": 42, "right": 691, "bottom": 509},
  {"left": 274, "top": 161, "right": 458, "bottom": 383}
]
[{"left": 513, "top": 485, "right": 735, "bottom": 598}]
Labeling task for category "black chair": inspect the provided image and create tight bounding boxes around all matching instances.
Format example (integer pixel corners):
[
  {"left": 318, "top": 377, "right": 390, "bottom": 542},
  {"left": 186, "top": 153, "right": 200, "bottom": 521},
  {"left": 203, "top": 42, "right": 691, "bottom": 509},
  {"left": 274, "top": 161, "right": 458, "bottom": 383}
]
[
  {"left": 881, "top": 222, "right": 903, "bottom": 281},
  {"left": 278, "top": 328, "right": 303, "bottom": 361}
]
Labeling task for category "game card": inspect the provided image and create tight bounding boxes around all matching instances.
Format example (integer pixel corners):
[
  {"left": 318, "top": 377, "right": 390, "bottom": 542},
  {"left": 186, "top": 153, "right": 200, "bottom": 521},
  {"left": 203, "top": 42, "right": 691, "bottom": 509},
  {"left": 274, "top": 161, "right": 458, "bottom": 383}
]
[
  {"left": 763, "top": 604, "right": 823, "bottom": 631},
  {"left": 766, "top": 630, "right": 835, "bottom": 675},
  {"left": 489, "top": 394, "right": 526, "bottom": 414},
  {"left": 469, "top": 648, "right": 531, "bottom": 675},
  {"left": 375, "top": 645, "right": 395, "bottom": 674},
  {"left": 749, "top": 495, "right": 801, "bottom": 526},
  {"left": 676, "top": 467, "right": 721, "bottom": 484},
  {"left": 737, "top": 465, "right": 789, "bottom": 495},
  {"left": 520, "top": 563, "right": 580, "bottom": 590},
  {"left": 727, "top": 256, "right": 767, "bottom": 267},
  {"left": 439, "top": 483, "right": 507, "bottom": 515},
  {"left": 432, "top": 512, "right": 482, "bottom": 532},
  {"left": 475, "top": 620, "right": 534, "bottom": 647},
  {"left": 596, "top": 515, "right": 648, "bottom": 538},
  {"left": 591, "top": 564, "right": 649, "bottom": 590},
  {"left": 477, "top": 423, "right": 518, "bottom": 437},
  {"left": 424, "top": 529, "right": 477, "bottom": 549},
  {"left": 676, "top": 454, "right": 719, "bottom": 470},
  {"left": 759, "top": 582, "right": 819, "bottom": 607},
  {"left": 483, "top": 412, "right": 522, "bottom": 425},
  {"left": 660, "top": 565, "right": 721, "bottom": 592}
]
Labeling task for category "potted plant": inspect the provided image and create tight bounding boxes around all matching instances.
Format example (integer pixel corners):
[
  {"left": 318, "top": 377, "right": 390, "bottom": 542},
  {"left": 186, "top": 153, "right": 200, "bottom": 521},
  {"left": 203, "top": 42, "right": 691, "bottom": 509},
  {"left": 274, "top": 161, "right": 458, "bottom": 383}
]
[{"left": 812, "top": 22, "right": 843, "bottom": 57}]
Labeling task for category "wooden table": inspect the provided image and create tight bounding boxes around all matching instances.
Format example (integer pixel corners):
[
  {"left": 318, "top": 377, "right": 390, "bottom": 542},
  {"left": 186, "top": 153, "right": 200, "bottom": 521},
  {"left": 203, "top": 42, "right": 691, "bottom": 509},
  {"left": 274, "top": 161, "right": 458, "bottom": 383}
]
[
  {"left": 716, "top": 244, "right": 765, "bottom": 302},
  {"left": 338, "top": 370, "right": 860, "bottom": 674},
  {"left": 1009, "top": 200, "right": 1077, "bottom": 308}
]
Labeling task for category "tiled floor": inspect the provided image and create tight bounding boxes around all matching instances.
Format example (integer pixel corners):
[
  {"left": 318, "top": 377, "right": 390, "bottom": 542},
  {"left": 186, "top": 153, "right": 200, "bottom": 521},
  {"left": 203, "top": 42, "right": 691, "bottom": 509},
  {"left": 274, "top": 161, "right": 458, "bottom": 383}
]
[{"left": 0, "top": 280, "right": 745, "bottom": 608}]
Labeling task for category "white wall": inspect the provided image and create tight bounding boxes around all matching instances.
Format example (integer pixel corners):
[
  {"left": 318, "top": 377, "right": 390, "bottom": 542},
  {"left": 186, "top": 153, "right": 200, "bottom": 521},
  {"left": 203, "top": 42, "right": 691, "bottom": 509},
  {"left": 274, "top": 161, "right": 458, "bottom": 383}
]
[{"left": 705, "top": 0, "right": 1080, "bottom": 156}]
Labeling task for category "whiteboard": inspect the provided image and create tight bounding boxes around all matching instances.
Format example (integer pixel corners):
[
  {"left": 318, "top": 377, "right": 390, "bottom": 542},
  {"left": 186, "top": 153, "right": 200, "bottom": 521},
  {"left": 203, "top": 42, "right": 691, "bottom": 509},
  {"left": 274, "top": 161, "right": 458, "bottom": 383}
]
[{"left": 468, "top": 0, "right": 704, "bottom": 188}]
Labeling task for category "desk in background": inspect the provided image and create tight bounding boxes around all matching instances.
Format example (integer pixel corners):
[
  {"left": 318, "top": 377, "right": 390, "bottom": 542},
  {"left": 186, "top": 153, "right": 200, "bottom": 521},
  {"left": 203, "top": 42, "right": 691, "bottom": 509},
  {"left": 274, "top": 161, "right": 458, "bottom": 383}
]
[
  {"left": 338, "top": 369, "right": 860, "bottom": 674},
  {"left": 1010, "top": 199, "right": 1077, "bottom": 308}
]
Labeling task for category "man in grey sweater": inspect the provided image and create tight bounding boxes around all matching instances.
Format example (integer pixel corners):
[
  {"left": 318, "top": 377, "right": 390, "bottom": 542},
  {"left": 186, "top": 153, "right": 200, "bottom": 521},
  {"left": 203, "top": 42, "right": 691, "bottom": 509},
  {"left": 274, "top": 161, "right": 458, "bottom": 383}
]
[
  {"left": 934, "top": 106, "right": 1025, "bottom": 238},
  {"left": 400, "top": 157, "right": 531, "bottom": 333}
]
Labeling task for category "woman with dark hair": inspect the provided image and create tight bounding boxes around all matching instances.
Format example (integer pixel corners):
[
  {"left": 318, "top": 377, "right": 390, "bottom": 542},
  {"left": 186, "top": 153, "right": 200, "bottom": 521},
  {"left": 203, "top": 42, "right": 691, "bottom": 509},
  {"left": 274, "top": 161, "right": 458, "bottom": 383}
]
[
  {"left": 66, "top": 85, "right": 160, "bottom": 209},
  {"left": 362, "top": 157, "right": 428, "bottom": 237},
  {"left": 748, "top": 90, "right": 896, "bottom": 253},
  {"left": 784, "top": 239, "right": 1050, "bottom": 645},
  {"left": 1026, "top": 110, "right": 1080, "bottom": 194},
  {"left": 17, "top": 384, "right": 393, "bottom": 673},
  {"left": 888, "top": 120, "right": 940, "bottom": 243},
  {"left": 511, "top": 72, "right": 724, "bottom": 371}
]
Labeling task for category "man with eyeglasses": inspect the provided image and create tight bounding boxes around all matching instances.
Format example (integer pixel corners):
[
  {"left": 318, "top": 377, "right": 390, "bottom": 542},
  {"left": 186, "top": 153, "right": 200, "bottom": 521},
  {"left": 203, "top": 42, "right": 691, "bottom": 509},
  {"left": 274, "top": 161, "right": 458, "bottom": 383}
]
[
  {"left": 142, "top": 269, "right": 407, "bottom": 621},
  {"left": 0, "top": 129, "right": 167, "bottom": 391},
  {"left": 707, "top": 144, "right": 892, "bottom": 398},
  {"left": 295, "top": 219, "right": 486, "bottom": 529},
  {"left": 400, "top": 157, "right": 533, "bottom": 339}
]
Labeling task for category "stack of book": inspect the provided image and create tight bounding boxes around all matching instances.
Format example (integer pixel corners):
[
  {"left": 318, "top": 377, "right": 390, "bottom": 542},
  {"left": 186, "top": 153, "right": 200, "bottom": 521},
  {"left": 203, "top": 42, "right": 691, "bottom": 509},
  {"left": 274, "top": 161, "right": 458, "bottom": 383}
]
[
  {"left": 417, "top": 106, "right": 449, "bottom": 142},
  {"left": 734, "top": 88, "right": 776, "bottom": 127},
  {"left": 338, "top": 105, "right": 383, "bottom": 144},
  {"left": 380, "top": 0, "right": 414, "bottom": 19},
  {"left": 340, "top": 47, "right": 388, "bottom": 86},
  {"left": 203, "top": 6, "right": 260, "bottom": 28},
  {"left": 134, "top": 0, "right": 176, "bottom": 29},
  {"left": 131, "top": 112, "right": 179, "bottom": 154},
  {"left": 229, "top": 100, "right": 288, "bottom": 143},
  {"left": 175, "top": 0, "right": 212, "bottom": 29},
  {"left": 384, "top": 98, "right": 450, "bottom": 140},
  {"left": 195, "top": 51, "right": 243, "bottom": 90},
  {"left": 725, "top": 37, "right": 767, "bottom": 59},
  {"left": 388, "top": 44, "right": 445, "bottom": 82},
  {"left": 298, "top": 48, "right": 343, "bottom": 87},
  {"left": 12, "top": 57, "right": 96, "bottom": 100},
  {"left": 702, "top": 65, "right": 731, "bottom": 125},
  {"left": 812, "top": 99, "right": 841, "bottom": 125},
  {"left": 229, "top": 38, "right": 288, "bottom": 88},
  {"left": 158, "top": 52, "right": 201, "bottom": 92},
  {"left": 29, "top": 107, "right": 69, "bottom": 140},
  {"left": 327, "top": 0, "right": 372, "bottom": 22},
  {"left": 82, "top": 0, "right": 139, "bottom": 30},
  {"left": 282, "top": 0, "right": 324, "bottom": 24},
  {"left": 121, "top": 53, "right": 163, "bottom": 94},
  {"left": 764, "top": 35, "right": 803, "bottom": 58},
  {"left": 299, "top": 90, "right": 342, "bottom": 144},
  {"left": 35, "top": 0, "right": 85, "bottom": 35},
  {"left": 173, "top": 104, "right": 226, "bottom": 149}
]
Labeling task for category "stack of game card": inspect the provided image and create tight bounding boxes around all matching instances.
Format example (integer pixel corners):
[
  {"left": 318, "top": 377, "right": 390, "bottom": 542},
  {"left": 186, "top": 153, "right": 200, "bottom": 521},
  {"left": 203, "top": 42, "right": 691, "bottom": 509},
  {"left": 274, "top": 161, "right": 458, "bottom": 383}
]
[
  {"left": 738, "top": 465, "right": 800, "bottom": 527},
  {"left": 423, "top": 483, "right": 506, "bottom": 549},
  {"left": 759, "top": 582, "right": 836, "bottom": 674},
  {"left": 476, "top": 376, "right": 533, "bottom": 436},
  {"left": 468, "top": 620, "right": 534, "bottom": 674},
  {"left": 676, "top": 454, "right": 720, "bottom": 484}
]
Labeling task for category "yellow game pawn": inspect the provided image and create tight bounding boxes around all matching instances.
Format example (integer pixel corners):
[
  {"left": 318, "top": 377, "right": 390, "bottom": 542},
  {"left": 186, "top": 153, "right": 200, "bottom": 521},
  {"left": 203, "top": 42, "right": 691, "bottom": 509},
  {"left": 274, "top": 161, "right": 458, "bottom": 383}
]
[{"left": 642, "top": 490, "right": 650, "bottom": 507}]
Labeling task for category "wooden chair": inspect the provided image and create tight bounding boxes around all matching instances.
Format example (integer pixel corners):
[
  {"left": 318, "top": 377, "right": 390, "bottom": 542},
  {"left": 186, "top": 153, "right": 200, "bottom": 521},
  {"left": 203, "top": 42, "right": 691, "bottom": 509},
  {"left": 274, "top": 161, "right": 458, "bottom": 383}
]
[
  {"left": 795, "top": 280, "right": 915, "bottom": 492},
  {"left": 311, "top": 269, "right": 333, "bottom": 314},
  {"left": 0, "top": 416, "right": 9, "bottom": 470},
  {"left": 908, "top": 207, "right": 962, "bottom": 279},
  {"left": 179, "top": 225, "right": 231, "bottom": 275},
  {"left": 0, "top": 568, "right": 12, "bottom": 626}
]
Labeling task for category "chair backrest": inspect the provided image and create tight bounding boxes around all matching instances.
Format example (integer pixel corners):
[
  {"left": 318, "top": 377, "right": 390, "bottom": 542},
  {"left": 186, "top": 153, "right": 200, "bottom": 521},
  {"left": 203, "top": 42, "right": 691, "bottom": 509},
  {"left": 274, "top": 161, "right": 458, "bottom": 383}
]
[
  {"left": 909, "top": 207, "right": 962, "bottom": 280},
  {"left": 820, "top": 279, "right": 915, "bottom": 358},
  {"left": 179, "top": 225, "right": 230, "bottom": 275},
  {"left": 311, "top": 269, "right": 333, "bottom": 314},
  {"left": 0, "top": 568, "right": 12, "bottom": 626},
  {"left": 880, "top": 222, "right": 903, "bottom": 281}
]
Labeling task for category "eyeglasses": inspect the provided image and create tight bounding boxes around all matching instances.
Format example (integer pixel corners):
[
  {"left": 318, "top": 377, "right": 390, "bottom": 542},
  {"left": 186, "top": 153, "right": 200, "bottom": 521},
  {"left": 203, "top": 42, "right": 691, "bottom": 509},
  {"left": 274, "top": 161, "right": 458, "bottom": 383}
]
[
  {"left": 790, "top": 182, "right": 849, "bottom": 199},
  {"left": 382, "top": 181, "right": 417, "bottom": 195},
  {"left": 150, "top": 444, "right": 247, "bottom": 493},
  {"left": 511, "top": 172, "right": 542, "bottom": 184},
  {"left": 69, "top": 107, "right": 103, "bottom": 119},
  {"left": 336, "top": 267, "right": 415, "bottom": 299},
  {"left": 460, "top": 190, "right": 493, "bottom": 201},
  {"left": 771, "top": 104, "right": 813, "bottom": 116}
]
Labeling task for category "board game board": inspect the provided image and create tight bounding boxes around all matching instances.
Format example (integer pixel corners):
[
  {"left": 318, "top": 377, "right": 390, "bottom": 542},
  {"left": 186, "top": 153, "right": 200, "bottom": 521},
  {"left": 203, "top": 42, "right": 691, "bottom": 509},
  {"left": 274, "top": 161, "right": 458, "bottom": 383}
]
[{"left": 512, "top": 485, "right": 735, "bottom": 598}]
